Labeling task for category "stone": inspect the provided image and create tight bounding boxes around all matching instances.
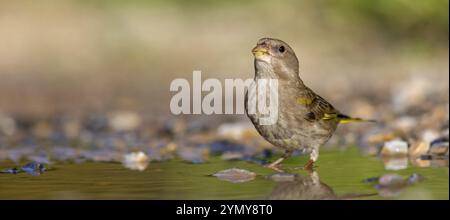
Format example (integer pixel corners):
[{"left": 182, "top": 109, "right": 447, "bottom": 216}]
[
  {"left": 381, "top": 139, "right": 408, "bottom": 156},
  {"left": 429, "top": 137, "right": 449, "bottom": 155},
  {"left": 408, "top": 140, "right": 429, "bottom": 158},
  {"left": 212, "top": 168, "right": 256, "bottom": 183},
  {"left": 122, "top": 151, "right": 149, "bottom": 171}
]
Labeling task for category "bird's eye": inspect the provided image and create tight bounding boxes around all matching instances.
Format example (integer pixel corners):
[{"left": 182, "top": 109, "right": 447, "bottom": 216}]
[{"left": 278, "top": 46, "right": 285, "bottom": 53}]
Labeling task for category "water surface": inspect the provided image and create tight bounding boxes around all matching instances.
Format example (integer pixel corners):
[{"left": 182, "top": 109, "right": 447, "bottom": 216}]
[{"left": 0, "top": 148, "right": 448, "bottom": 199}]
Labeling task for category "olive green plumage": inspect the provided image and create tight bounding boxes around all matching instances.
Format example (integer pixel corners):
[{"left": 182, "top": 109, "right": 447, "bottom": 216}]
[{"left": 245, "top": 38, "right": 373, "bottom": 171}]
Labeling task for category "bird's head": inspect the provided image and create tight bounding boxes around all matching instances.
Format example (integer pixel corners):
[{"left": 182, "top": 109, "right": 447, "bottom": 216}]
[{"left": 252, "top": 38, "right": 299, "bottom": 80}]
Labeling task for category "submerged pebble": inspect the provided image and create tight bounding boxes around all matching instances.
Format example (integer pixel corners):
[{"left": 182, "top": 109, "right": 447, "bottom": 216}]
[
  {"left": 213, "top": 168, "right": 256, "bottom": 183},
  {"left": 21, "top": 162, "right": 46, "bottom": 176},
  {"left": 378, "top": 173, "right": 406, "bottom": 188},
  {"left": 1, "top": 167, "right": 19, "bottom": 174},
  {"left": 1, "top": 162, "right": 46, "bottom": 176}
]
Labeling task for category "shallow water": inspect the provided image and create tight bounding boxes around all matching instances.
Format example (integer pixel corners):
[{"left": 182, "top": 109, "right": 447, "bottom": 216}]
[{"left": 0, "top": 147, "right": 448, "bottom": 199}]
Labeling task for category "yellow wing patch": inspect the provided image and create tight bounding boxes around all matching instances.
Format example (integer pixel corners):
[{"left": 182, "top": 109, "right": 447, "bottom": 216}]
[
  {"left": 322, "top": 113, "right": 338, "bottom": 120},
  {"left": 296, "top": 97, "right": 313, "bottom": 105}
]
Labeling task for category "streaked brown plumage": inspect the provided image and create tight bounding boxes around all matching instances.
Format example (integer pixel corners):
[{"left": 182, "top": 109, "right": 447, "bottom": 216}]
[{"left": 245, "top": 38, "right": 374, "bottom": 171}]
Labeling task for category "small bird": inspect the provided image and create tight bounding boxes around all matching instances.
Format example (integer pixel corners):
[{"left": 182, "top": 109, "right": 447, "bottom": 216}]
[{"left": 245, "top": 38, "right": 374, "bottom": 172}]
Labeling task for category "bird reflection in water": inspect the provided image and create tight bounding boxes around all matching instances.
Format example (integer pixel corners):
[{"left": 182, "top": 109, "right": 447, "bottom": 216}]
[{"left": 268, "top": 171, "right": 376, "bottom": 200}]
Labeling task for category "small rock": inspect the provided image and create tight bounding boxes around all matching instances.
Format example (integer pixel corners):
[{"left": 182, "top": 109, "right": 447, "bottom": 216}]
[
  {"left": 0, "top": 168, "right": 19, "bottom": 174},
  {"left": 378, "top": 174, "right": 406, "bottom": 188},
  {"left": 122, "top": 151, "right": 149, "bottom": 171},
  {"left": 429, "top": 137, "right": 449, "bottom": 155},
  {"left": 381, "top": 139, "right": 408, "bottom": 156},
  {"left": 408, "top": 140, "right": 429, "bottom": 158},
  {"left": 21, "top": 162, "right": 46, "bottom": 176},
  {"left": 213, "top": 168, "right": 256, "bottom": 183}
]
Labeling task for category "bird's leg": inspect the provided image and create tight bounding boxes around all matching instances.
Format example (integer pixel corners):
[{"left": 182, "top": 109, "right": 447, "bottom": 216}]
[
  {"left": 265, "top": 149, "right": 293, "bottom": 172},
  {"left": 303, "top": 146, "right": 319, "bottom": 171}
]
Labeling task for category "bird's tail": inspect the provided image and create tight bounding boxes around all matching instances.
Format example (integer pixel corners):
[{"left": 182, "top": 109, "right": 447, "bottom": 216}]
[{"left": 337, "top": 114, "right": 377, "bottom": 124}]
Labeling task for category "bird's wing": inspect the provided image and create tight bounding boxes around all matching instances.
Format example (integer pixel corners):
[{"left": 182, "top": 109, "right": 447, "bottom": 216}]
[{"left": 297, "top": 87, "right": 340, "bottom": 122}]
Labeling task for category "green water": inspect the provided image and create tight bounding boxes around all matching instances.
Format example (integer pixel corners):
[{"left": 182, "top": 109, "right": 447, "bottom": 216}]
[{"left": 0, "top": 148, "right": 448, "bottom": 199}]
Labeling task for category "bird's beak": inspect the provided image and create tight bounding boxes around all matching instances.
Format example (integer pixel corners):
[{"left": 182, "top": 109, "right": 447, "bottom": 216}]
[{"left": 252, "top": 45, "right": 270, "bottom": 58}]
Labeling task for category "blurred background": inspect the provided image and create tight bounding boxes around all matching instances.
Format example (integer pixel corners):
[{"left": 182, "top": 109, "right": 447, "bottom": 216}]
[
  {"left": 0, "top": 0, "right": 448, "bottom": 117},
  {"left": 0, "top": 0, "right": 448, "bottom": 199}
]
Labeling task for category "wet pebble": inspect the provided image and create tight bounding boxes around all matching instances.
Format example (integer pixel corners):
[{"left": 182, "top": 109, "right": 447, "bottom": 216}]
[
  {"left": 378, "top": 174, "right": 406, "bottom": 188},
  {"left": 21, "top": 162, "right": 46, "bottom": 176},
  {"left": 429, "top": 137, "right": 449, "bottom": 155},
  {"left": 122, "top": 151, "right": 149, "bottom": 171},
  {"left": 381, "top": 139, "right": 408, "bottom": 156},
  {"left": 408, "top": 140, "right": 429, "bottom": 158},
  {"left": 1, "top": 162, "right": 46, "bottom": 176},
  {"left": 212, "top": 168, "right": 256, "bottom": 183}
]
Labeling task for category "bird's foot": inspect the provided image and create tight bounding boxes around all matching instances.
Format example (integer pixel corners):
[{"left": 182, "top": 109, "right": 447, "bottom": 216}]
[
  {"left": 303, "top": 159, "right": 315, "bottom": 171},
  {"left": 293, "top": 160, "right": 317, "bottom": 172},
  {"left": 264, "top": 162, "right": 286, "bottom": 172},
  {"left": 264, "top": 157, "right": 287, "bottom": 172},
  {"left": 265, "top": 165, "right": 285, "bottom": 173}
]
